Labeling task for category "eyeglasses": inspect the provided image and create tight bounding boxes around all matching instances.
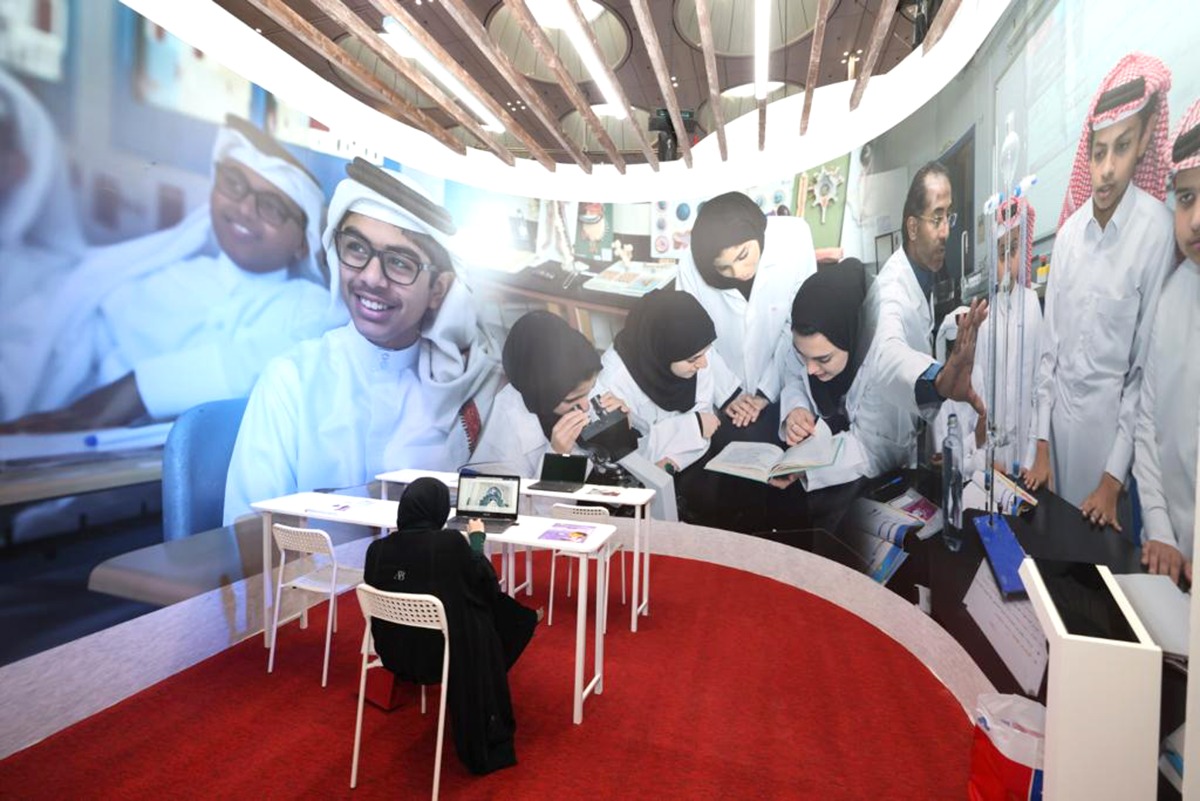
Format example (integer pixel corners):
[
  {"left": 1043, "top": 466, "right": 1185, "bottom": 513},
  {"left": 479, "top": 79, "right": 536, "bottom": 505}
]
[
  {"left": 213, "top": 162, "right": 304, "bottom": 229},
  {"left": 335, "top": 230, "right": 435, "bottom": 286},
  {"left": 916, "top": 211, "right": 958, "bottom": 230}
]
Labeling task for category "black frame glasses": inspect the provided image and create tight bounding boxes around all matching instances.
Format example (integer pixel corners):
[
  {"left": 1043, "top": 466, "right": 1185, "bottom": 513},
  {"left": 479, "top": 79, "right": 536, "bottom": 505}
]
[
  {"left": 916, "top": 211, "right": 958, "bottom": 230},
  {"left": 213, "top": 162, "right": 304, "bottom": 229},
  {"left": 334, "top": 230, "right": 436, "bottom": 286}
]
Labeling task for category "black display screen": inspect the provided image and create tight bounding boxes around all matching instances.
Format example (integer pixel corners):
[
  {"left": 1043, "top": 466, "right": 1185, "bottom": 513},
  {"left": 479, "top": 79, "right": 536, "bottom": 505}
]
[{"left": 1034, "top": 559, "right": 1138, "bottom": 643}]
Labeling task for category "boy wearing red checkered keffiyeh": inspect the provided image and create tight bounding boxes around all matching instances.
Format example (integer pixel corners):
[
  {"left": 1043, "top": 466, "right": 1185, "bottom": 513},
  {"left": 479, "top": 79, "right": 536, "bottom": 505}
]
[
  {"left": 1132, "top": 99, "right": 1200, "bottom": 585},
  {"left": 1026, "top": 53, "right": 1176, "bottom": 533}
]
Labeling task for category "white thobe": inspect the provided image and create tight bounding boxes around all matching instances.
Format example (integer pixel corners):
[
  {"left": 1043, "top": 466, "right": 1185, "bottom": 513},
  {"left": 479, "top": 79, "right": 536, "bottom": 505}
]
[
  {"left": 1034, "top": 185, "right": 1174, "bottom": 507},
  {"left": 676, "top": 216, "right": 816, "bottom": 401},
  {"left": 595, "top": 346, "right": 740, "bottom": 472},
  {"left": 223, "top": 323, "right": 497, "bottom": 523},
  {"left": 1133, "top": 258, "right": 1199, "bottom": 560}
]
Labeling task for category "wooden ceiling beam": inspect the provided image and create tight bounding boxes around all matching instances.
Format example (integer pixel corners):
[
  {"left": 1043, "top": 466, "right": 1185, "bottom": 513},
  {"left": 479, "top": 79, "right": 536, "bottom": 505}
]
[
  {"left": 308, "top": 0, "right": 516, "bottom": 166},
  {"left": 921, "top": 0, "right": 962, "bottom": 53},
  {"left": 694, "top": 0, "right": 728, "bottom": 161},
  {"left": 437, "top": 0, "right": 593, "bottom": 173},
  {"left": 627, "top": 0, "right": 692, "bottom": 167},
  {"left": 848, "top": 1, "right": 898, "bottom": 111},
  {"left": 366, "top": 0, "right": 556, "bottom": 171},
  {"left": 246, "top": 0, "right": 467, "bottom": 156},
  {"left": 800, "top": 0, "right": 832, "bottom": 136},
  {"left": 502, "top": 0, "right": 626, "bottom": 173},
  {"left": 564, "top": 0, "right": 659, "bottom": 170}
]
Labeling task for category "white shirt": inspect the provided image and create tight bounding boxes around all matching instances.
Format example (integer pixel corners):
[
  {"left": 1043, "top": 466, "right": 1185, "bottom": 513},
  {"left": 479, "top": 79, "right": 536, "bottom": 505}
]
[
  {"left": 223, "top": 322, "right": 499, "bottom": 523},
  {"left": 1133, "top": 258, "right": 1199, "bottom": 559},
  {"left": 862, "top": 247, "right": 938, "bottom": 407},
  {"left": 676, "top": 215, "right": 816, "bottom": 401},
  {"left": 595, "top": 346, "right": 740, "bottom": 471},
  {"left": 1034, "top": 185, "right": 1174, "bottom": 506},
  {"left": 471, "top": 384, "right": 579, "bottom": 478}
]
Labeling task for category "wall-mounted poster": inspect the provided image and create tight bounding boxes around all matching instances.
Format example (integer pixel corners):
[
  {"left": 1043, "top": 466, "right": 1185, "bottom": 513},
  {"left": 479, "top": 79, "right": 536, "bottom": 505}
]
[
  {"left": 0, "top": 0, "right": 69, "bottom": 81},
  {"left": 574, "top": 201, "right": 613, "bottom": 261},
  {"left": 796, "top": 153, "right": 852, "bottom": 249}
]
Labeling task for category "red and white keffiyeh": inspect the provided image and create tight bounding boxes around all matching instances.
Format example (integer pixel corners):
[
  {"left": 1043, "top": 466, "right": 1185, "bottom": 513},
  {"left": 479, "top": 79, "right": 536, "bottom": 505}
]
[
  {"left": 1169, "top": 98, "right": 1200, "bottom": 182},
  {"left": 1058, "top": 53, "right": 1172, "bottom": 228},
  {"left": 997, "top": 196, "right": 1036, "bottom": 286}
]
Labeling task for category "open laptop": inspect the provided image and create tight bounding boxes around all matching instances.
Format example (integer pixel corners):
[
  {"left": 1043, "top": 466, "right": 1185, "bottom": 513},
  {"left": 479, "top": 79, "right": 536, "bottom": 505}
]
[
  {"left": 447, "top": 473, "right": 521, "bottom": 534},
  {"left": 528, "top": 454, "right": 589, "bottom": 493}
]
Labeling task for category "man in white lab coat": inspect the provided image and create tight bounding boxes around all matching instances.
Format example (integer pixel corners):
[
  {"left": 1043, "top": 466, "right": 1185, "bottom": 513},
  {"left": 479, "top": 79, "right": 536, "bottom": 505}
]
[
  {"left": 0, "top": 115, "right": 329, "bottom": 428},
  {"left": 678, "top": 191, "right": 817, "bottom": 436},
  {"left": 1026, "top": 54, "right": 1176, "bottom": 531},
  {"left": 863, "top": 162, "right": 987, "bottom": 450},
  {"left": 222, "top": 160, "right": 501, "bottom": 523},
  {"left": 1133, "top": 99, "right": 1200, "bottom": 584}
]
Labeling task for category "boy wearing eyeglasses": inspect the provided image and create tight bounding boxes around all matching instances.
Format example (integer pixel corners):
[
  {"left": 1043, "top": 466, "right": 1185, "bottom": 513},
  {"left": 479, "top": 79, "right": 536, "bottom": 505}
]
[
  {"left": 1025, "top": 54, "right": 1176, "bottom": 533},
  {"left": 222, "top": 160, "right": 501, "bottom": 523},
  {"left": 0, "top": 115, "right": 328, "bottom": 430}
]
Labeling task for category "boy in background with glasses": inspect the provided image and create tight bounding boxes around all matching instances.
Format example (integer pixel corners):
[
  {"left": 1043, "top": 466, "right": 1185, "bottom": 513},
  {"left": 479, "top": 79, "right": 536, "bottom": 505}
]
[
  {"left": 222, "top": 159, "right": 501, "bottom": 523},
  {"left": 0, "top": 115, "right": 329, "bottom": 430},
  {"left": 1025, "top": 54, "right": 1176, "bottom": 534}
]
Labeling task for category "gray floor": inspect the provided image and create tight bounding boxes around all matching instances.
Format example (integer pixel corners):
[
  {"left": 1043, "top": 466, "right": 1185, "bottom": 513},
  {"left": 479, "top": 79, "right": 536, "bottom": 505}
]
[{"left": 0, "top": 508, "right": 161, "bottom": 667}]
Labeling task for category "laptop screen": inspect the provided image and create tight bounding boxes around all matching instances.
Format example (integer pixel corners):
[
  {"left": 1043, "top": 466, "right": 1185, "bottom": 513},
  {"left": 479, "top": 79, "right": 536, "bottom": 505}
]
[
  {"left": 541, "top": 454, "right": 588, "bottom": 482},
  {"left": 456, "top": 474, "right": 521, "bottom": 518}
]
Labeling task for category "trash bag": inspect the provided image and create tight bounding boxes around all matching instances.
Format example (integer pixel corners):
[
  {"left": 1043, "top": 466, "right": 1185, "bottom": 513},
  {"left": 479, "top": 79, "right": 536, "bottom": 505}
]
[{"left": 967, "top": 693, "right": 1045, "bottom": 801}]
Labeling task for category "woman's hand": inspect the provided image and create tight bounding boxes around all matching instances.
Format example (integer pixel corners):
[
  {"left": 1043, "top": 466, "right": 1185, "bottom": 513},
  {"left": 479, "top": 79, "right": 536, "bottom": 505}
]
[
  {"left": 596, "top": 392, "right": 629, "bottom": 414},
  {"left": 655, "top": 457, "right": 680, "bottom": 473},
  {"left": 698, "top": 412, "right": 720, "bottom": 439},
  {"left": 1080, "top": 473, "right": 1123, "bottom": 531},
  {"left": 1020, "top": 440, "right": 1052, "bottom": 492},
  {"left": 768, "top": 473, "right": 800, "bottom": 490},
  {"left": 467, "top": 518, "right": 485, "bottom": 534},
  {"left": 550, "top": 407, "right": 589, "bottom": 455},
  {"left": 783, "top": 407, "right": 816, "bottom": 446},
  {"left": 725, "top": 393, "right": 768, "bottom": 428}
]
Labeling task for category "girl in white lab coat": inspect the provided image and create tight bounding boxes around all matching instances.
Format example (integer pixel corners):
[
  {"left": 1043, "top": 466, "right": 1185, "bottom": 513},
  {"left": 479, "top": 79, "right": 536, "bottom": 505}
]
[
  {"left": 781, "top": 259, "right": 915, "bottom": 481},
  {"left": 595, "top": 289, "right": 739, "bottom": 474},
  {"left": 222, "top": 160, "right": 501, "bottom": 523},
  {"left": 678, "top": 191, "right": 817, "bottom": 437},
  {"left": 472, "top": 310, "right": 627, "bottom": 479}
]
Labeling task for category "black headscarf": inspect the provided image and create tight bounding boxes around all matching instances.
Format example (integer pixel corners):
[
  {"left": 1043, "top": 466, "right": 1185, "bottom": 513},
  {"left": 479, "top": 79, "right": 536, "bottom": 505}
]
[
  {"left": 614, "top": 290, "right": 716, "bottom": 413},
  {"left": 397, "top": 477, "right": 451, "bottom": 532},
  {"left": 689, "top": 191, "right": 767, "bottom": 291},
  {"left": 789, "top": 259, "right": 868, "bottom": 433},
  {"left": 502, "top": 311, "right": 602, "bottom": 439}
]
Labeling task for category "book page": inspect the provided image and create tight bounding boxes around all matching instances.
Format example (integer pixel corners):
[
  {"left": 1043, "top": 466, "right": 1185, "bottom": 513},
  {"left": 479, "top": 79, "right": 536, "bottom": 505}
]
[
  {"left": 774, "top": 418, "right": 836, "bottom": 475},
  {"left": 1114, "top": 573, "right": 1190, "bottom": 658},
  {"left": 963, "top": 561, "right": 1048, "bottom": 695},
  {"left": 888, "top": 488, "right": 944, "bottom": 541},
  {"left": 704, "top": 441, "right": 785, "bottom": 483},
  {"left": 847, "top": 497, "right": 925, "bottom": 545}
]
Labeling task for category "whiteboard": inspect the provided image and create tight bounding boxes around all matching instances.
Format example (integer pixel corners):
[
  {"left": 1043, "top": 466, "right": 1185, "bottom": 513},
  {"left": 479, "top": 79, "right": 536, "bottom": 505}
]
[{"left": 994, "top": 0, "right": 1200, "bottom": 241}]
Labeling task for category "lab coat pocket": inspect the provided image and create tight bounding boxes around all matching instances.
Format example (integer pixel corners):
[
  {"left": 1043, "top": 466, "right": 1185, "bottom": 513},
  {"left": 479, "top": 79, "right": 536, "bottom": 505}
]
[{"left": 1086, "top": 292, "right": 1138, "bottom": 379}]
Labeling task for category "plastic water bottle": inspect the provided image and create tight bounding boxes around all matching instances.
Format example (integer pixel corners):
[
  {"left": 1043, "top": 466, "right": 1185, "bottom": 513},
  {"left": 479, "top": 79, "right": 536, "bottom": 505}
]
[{"left": 942, "top": 413, "right": 964, "bottom": 551}]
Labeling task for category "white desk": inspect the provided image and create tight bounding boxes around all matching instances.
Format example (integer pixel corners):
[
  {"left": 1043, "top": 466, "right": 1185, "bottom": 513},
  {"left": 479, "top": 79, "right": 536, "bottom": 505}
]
[
  {"left": 377, "top": 469, "right": 656, "bottom": 633},
  {"left": 250, "top": 492, "right": 612, "bottom": 724}
]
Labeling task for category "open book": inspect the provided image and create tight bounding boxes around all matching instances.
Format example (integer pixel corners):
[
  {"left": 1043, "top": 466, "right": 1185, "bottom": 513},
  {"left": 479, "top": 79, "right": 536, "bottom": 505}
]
[
  {"left": 705, "top": 419, "right": 840, "bottom": 483},
  {"left": 848, "top": 497, "right": 926, "bottom": 546}
]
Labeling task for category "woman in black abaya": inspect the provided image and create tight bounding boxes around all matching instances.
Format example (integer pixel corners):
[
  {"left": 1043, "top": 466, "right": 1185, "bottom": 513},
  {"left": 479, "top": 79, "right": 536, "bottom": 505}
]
[{"left": 363, "top": 478, "right": 538, "bottom": 775}]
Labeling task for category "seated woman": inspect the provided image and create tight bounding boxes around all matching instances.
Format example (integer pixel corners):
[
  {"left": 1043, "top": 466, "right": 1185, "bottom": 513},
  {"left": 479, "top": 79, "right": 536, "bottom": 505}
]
[
  {"left": 678, "top": 192, "right": 817, "bottom": 439},
  {"left": 780, "top": 259, "right": 916, "bottom": 483},
  {"left": 595, "top": 289, "right": 738, "bottom": 474},
  {"left": 364, "top": 477, "right": 539, "bottom": 775},
  {"left": 472, "top": 310, "right": 627, "bottom": 478}
]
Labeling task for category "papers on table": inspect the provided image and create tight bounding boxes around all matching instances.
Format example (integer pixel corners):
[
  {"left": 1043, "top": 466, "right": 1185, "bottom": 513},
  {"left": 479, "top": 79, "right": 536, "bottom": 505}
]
[
  {"left": 963, "top": 561, "right": 1048, "bottom": 695},
  {"left": 301, "top": 496, "right": 376, "bottom": 516},
  {"left": 1113, "top": 573, "right": 1190, "bottom": 659},
  {"left": 963, "top": 470, "right": 1037, "bottom": 515},
  {"left": 0, "top": 422, "right": 174, "bottom": 466},
  {"left": 849, "top": 497, "right": 925, "bottom": 546},
  {"left": 887, "top": 488, "right": 943, "bottom": 541}
]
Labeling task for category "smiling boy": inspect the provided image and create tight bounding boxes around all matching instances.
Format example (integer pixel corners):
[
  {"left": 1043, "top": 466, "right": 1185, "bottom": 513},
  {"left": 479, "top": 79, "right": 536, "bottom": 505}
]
[
  {"left": 222, "top": 159, "right": 501, "bottom": 523},
  {"left": 1026, "top": 54, "right": 1176, "bottom": 531}
]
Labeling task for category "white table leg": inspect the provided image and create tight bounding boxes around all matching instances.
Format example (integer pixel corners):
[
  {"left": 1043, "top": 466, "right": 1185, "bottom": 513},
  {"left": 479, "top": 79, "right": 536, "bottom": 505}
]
[
  {"left": 595, "top": 544, "right": 606, "bottom": 695},
  {"left": 642, "top": 508, "right": 652, "bottom": 619},
  {"left": 573, "top": 552, "right": 589, "bottom": 725},
  {"left": 631, "top": 503, "right": 642, "bottom": 632},
  {"left": 261, "top": 511, "right": 274, "bottom": 648}
]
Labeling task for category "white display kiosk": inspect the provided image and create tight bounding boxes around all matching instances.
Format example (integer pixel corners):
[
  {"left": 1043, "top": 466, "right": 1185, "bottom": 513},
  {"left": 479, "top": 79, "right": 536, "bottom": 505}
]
[{"left": 1019, "top": 557, "right": 1162, "bottom": 800}]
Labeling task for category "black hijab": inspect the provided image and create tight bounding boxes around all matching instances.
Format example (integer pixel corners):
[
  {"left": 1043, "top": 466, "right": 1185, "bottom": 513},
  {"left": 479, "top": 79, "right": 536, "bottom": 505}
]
[
  {"left": 689, "top": 191, "right": 767, "bottom": 292},
  {"left": 614, "top": 290, "right": 717, "bottom": 413},
  {"left": 397, "top": 477, "right": 451, "bottom": 532},
  {"left": 502, "top": 311, "right": 602, "bottom": 439},
  {"left": 789, "top": 259, "right": 868, "bottom": 433}
]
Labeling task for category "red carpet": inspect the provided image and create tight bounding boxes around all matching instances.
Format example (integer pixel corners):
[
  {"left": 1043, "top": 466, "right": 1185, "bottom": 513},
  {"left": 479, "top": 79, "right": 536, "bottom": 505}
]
[{"left": 0, "top": 554, "right": 972, "bottom": 799}]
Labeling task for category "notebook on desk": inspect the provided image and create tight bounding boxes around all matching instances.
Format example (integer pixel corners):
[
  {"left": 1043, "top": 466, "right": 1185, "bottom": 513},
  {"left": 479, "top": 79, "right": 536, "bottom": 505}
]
[
  {"left": 447, "top": 473, "right": 521, "bottom": 534},
  {"left": 528, "top": 454, "right": 588, "bottom": 493}
]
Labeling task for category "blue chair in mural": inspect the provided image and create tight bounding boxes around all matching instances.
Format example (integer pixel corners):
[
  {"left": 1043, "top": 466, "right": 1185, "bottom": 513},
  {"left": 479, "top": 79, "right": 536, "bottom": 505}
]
[{"left": 161, "top": 397, "right": 249, "bottom": 541}]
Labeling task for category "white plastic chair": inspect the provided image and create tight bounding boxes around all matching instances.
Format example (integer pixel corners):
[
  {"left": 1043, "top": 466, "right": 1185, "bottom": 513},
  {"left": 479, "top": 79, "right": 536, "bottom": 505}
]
[
  {"left": 351, "top": 586, "right": 449, "bottom": 800},
  {"left": 267, "top": 524, "right": 364, "bottom": 688},
  {"left": 547, "top": 503, "right": 625, "bottom": 631}
]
